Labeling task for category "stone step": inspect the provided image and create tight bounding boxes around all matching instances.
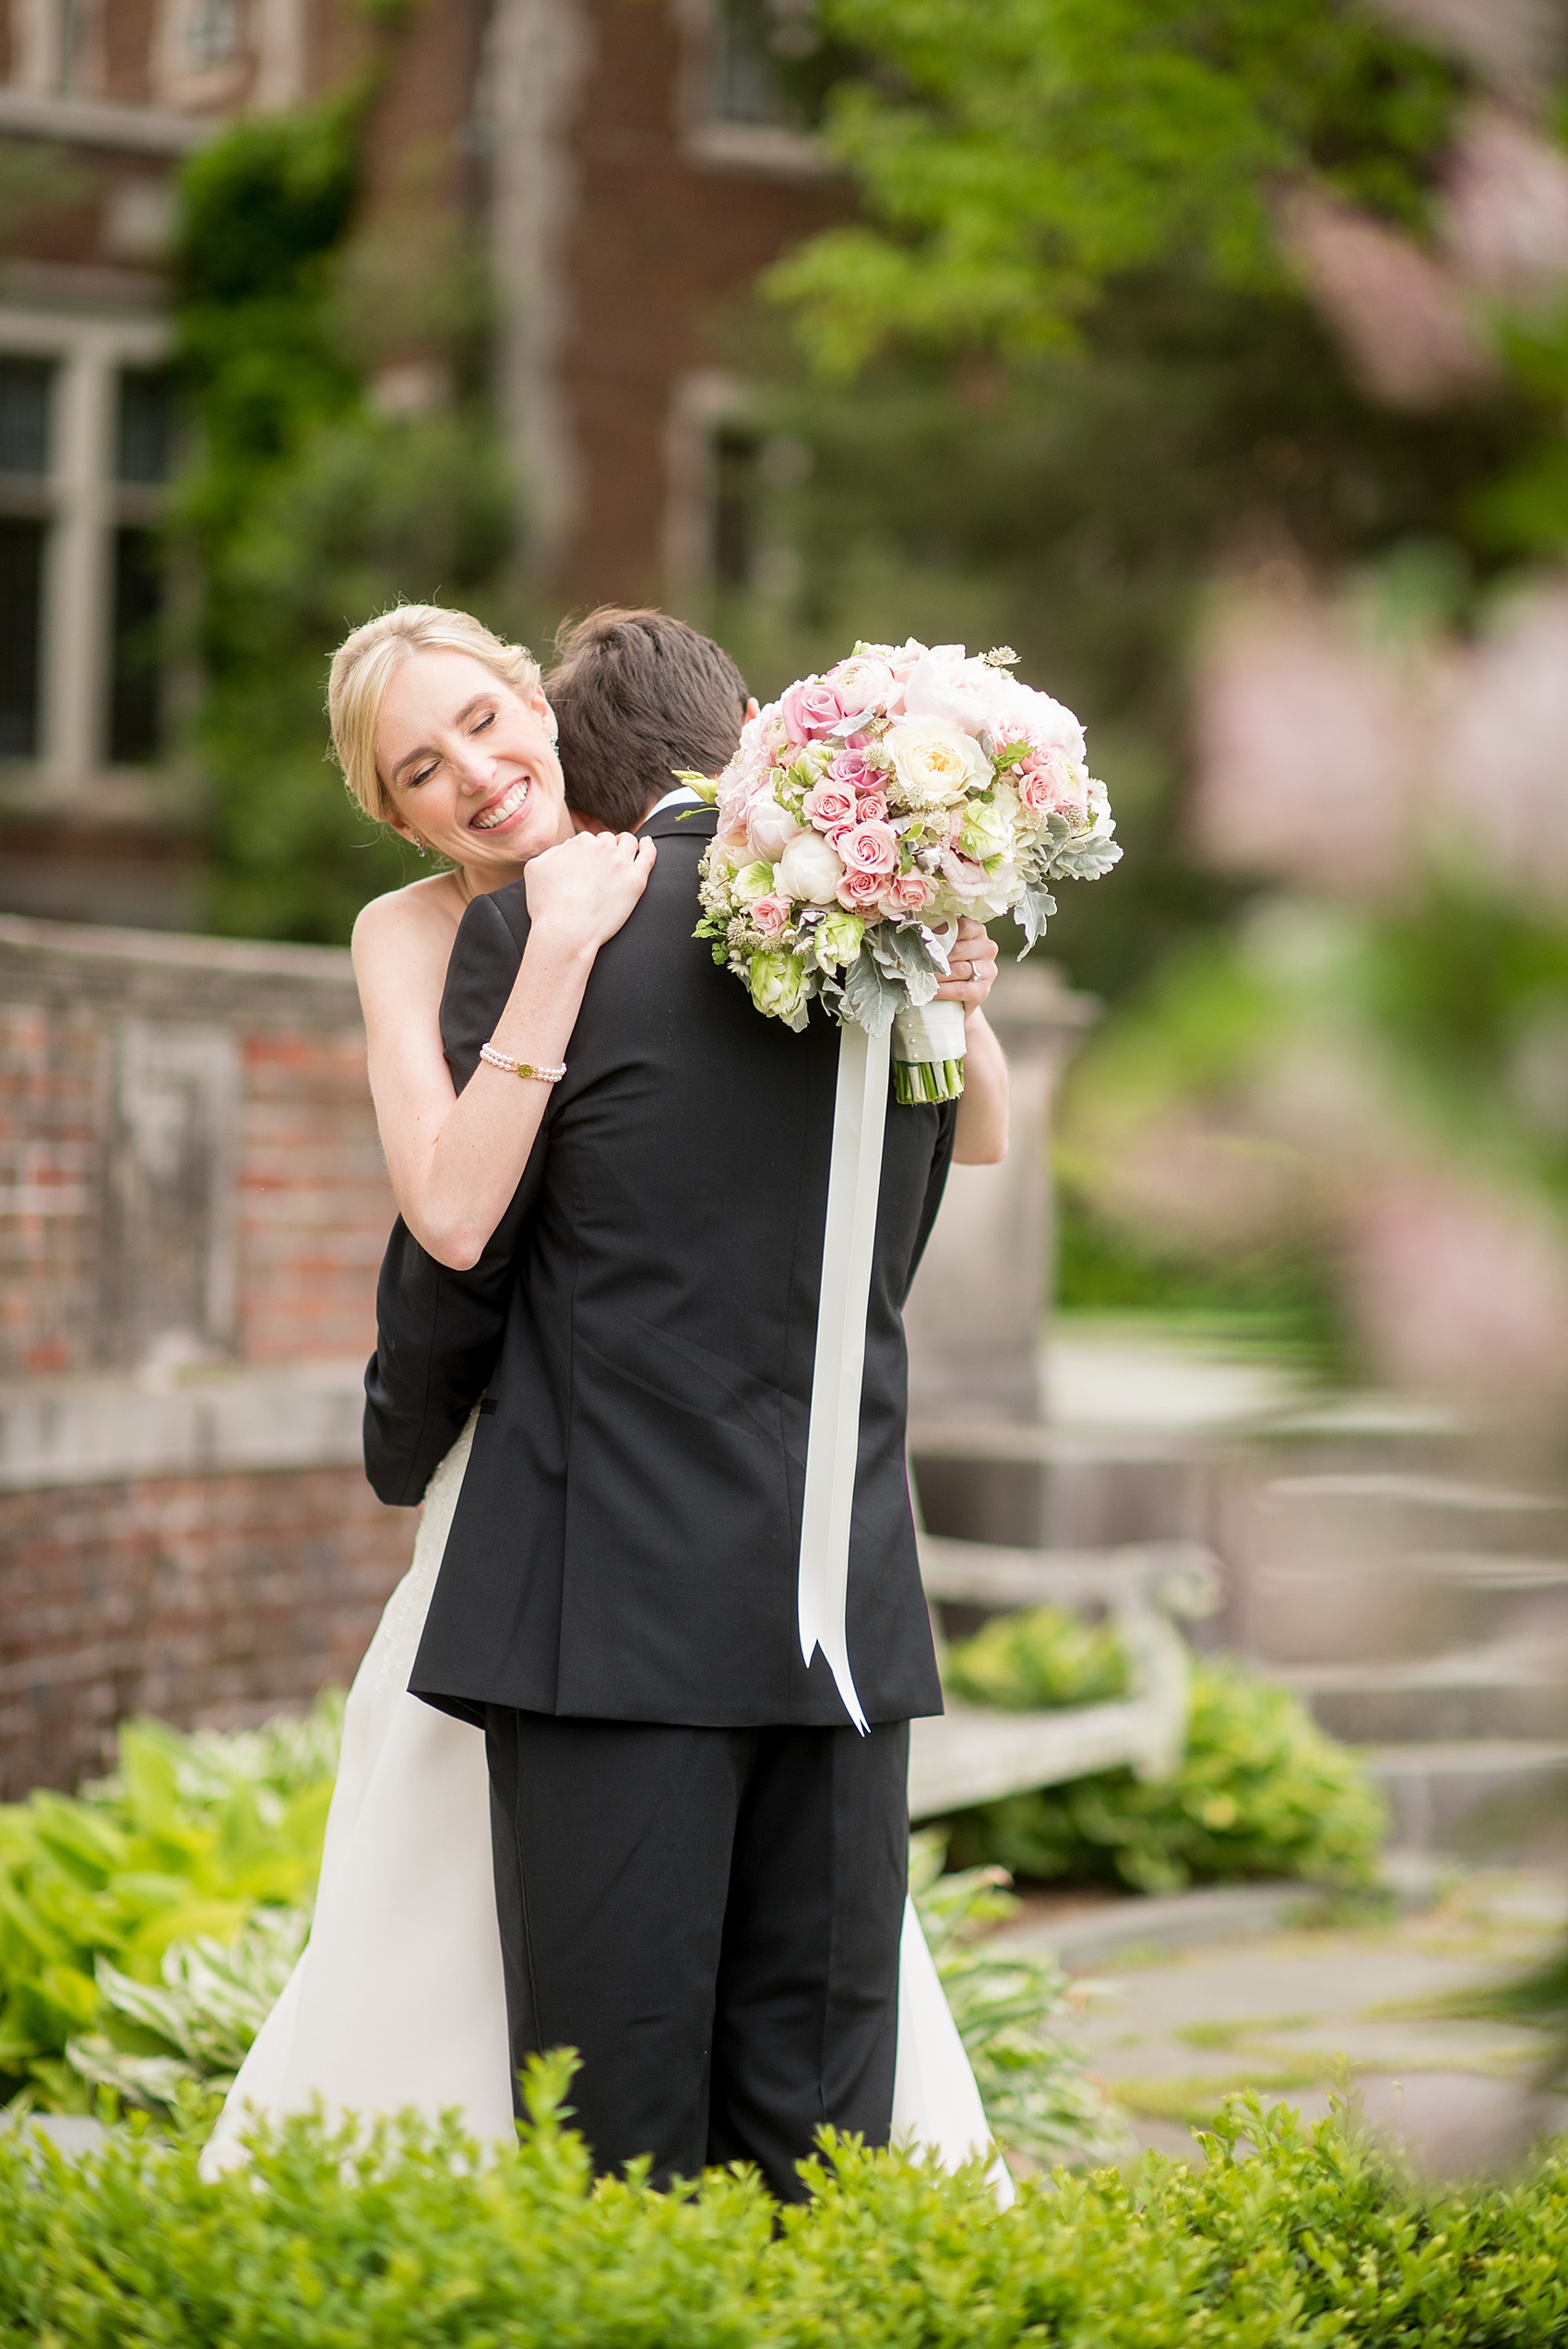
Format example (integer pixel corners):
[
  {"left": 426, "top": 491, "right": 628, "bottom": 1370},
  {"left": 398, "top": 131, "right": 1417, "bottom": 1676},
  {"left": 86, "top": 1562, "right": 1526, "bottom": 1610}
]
[
  {"left": 910, "top": 1421, "right": 1218, "bottom": 1554},
  {"left": 1413, "top": 1554, "right": 1568, "bottom": 1648},
  {"left": 1218, "top": 1477, "right": 1568, "bottom": 1667},
  {"left": 1367, "top": 1739, "right": 1568, "bottom": 1857},
  {"left": 1278, "top": 1644, "right": 1568, "bottom": 1744}
]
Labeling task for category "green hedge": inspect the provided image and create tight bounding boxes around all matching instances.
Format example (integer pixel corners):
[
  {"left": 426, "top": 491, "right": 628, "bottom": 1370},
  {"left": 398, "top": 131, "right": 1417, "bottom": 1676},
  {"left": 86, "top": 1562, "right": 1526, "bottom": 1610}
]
[
  {"left": 3, "top": 2066, "right": 1566, "bottom": 2347},
  {"left": 944, "top": 1610, "right": 1386, "bottom": 1893}
]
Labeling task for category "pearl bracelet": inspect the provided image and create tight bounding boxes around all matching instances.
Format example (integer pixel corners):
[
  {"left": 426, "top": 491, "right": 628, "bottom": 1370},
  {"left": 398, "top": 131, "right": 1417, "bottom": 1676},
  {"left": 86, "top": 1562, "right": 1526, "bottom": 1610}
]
[{"left": 479, "top": 1042, "right": 567, "bottom": 1083}]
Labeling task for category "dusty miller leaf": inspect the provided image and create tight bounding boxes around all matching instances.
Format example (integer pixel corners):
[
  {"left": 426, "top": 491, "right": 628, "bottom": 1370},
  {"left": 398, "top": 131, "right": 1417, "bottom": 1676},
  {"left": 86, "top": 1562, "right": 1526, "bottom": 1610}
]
[
  {"left": 868, "top": 920, "right": 943, "bottom": 1006},
  {"left": 840, "top": 943, "right": 906, "bottom": 1036}
]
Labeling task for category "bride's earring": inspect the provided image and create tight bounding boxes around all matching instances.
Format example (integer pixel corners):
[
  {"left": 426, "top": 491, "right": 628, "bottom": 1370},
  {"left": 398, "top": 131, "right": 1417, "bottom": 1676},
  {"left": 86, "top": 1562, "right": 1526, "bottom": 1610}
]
[
  {"left": 410, "top": 836, "right": 427, "bottom": 858},
  {"left": 544, "top": 703, "right": 560, "bottom": 748}
]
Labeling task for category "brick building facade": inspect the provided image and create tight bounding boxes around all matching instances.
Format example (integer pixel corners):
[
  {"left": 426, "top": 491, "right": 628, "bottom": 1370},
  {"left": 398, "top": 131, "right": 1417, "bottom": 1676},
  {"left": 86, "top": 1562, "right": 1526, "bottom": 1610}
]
[{"left": 0, "top": 0, "right": 838, "bottom": 925}]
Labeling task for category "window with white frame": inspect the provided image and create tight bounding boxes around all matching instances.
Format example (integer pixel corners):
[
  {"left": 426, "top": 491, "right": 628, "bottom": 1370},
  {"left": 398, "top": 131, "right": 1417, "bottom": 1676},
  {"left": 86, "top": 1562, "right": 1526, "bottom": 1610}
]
[
  {"left": 8, "top": 0, "right": 102, "bottom": 96},
  {"left": 679, "top": 0, "right": 840, "bottom": 174},
  {"left": 0, "top": 318, "right": 174, "bottom": 781},
  {"left": 707, "top": 0, "right": 822, "bottom": 128},
  {"left": 182, "top": 0, "right": 244, "bottom": 70},
  {"left": 663, "top": 370, "right": 809, "bottom": 602}
]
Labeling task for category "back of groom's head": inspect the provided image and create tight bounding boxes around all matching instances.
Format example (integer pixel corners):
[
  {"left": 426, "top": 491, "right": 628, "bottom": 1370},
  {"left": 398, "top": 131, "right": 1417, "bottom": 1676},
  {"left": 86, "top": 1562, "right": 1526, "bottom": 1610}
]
[{"left": 549, "top": 607, "right": 748, "bottom": 831}]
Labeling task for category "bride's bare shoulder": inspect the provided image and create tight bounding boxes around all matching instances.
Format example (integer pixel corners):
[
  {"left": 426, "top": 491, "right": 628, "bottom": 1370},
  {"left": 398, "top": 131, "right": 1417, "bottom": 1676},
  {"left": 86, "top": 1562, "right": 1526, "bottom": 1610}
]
[
  {"left": 351, "top": 875, "right": 465, "bottom": 1010},
  {"left": 352, "top": 873, "right": 463, "bottom": 956}
]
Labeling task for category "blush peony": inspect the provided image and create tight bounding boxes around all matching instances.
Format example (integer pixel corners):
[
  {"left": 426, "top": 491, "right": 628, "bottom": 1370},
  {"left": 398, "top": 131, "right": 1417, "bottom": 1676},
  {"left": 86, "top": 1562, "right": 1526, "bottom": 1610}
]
[
  {"left": 777, "top": 827, "right": 844, "bottom": 906},
  {"left": 748, "top": 797, "right": 802, "bottom": 860}
]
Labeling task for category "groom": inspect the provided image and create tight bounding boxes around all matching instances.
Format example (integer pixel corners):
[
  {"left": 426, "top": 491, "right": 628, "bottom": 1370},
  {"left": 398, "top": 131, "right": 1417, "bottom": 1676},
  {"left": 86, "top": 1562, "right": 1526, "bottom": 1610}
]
[{"left": 365, "top": 609, "right": 954, "bottom": 2200}]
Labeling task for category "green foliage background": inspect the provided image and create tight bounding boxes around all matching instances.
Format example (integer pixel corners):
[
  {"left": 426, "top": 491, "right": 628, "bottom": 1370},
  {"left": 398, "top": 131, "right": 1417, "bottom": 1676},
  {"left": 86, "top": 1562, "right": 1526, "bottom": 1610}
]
[{"left": 944, "top": 1608, "right": 1386, "bottom": 1893}]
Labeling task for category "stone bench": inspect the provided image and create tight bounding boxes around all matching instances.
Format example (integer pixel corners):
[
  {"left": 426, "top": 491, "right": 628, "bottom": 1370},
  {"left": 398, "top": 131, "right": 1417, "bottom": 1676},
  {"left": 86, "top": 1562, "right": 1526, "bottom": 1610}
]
[{"left": 909, "top": 1536, "right": 1221, "bottom": 1821}]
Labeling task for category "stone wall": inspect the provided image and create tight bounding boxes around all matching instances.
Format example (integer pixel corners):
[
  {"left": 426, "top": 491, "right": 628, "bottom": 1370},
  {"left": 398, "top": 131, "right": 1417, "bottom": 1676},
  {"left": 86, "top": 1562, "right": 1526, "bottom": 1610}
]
[{"left": 0, "top": 915, "right": 413, "bottom": 1797}]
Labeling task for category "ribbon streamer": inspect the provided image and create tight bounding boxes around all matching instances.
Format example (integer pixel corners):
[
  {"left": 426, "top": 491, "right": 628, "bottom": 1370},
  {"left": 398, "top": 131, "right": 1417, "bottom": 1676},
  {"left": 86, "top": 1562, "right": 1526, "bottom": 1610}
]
[{"left": 798, "top": 1018, "right": 891, "bottom": 1732}]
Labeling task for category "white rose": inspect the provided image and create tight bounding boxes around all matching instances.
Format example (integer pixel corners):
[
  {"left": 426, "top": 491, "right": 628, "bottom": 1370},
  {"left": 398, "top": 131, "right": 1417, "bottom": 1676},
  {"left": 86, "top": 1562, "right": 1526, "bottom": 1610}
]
[
  {"left": 748, "top": 797, "right": 802, "bottom": 860},
  {"left": 778, "top": 827, "right": 845, "bottom": 906},
  {"left": 883, "top": 716, "right": 993, "bottom": 810}
]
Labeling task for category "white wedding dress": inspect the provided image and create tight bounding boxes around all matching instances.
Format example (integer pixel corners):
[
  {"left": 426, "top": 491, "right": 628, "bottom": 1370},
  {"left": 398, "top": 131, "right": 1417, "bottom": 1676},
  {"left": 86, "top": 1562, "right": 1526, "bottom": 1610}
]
[{"left": 203, "top": 1417, "right": 1004, "bottom": 2196}]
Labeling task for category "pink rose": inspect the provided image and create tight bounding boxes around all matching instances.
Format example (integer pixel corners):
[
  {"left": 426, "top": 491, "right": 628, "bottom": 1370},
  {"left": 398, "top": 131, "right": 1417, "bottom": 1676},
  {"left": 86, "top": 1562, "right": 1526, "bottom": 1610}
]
[
  {"left": 802, "top": 781, "right": 858, "bottom": 832},
  {"left": 878, "top": 871, "right": 938, "bottom": 917},
  {"left": 828, "top": 747, "right": 873, "bottom": 791},
  {"left": 838, "top": 819, "right": 899, "bottom": 878},
  {"left": 854, "top": 789, "right": 889, "bottom": 824},
  {"left": 752, "top": 894, "right": 790, "bottom": 941},
  {"left": 1016, "top": 748, "right": 1087, "bottom": 819},
  {"left": 780, "top": 675, "right": 847, "bottom": 744},
  {"left": 837, "top": 867, "right": 885, "bottom": 911}
]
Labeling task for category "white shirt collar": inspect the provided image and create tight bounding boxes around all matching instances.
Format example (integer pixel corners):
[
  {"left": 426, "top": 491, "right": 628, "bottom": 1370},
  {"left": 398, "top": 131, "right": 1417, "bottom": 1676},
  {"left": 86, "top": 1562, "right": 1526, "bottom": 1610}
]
[{"left": 645, "top": 785, "right": 705, "bottom": 820}]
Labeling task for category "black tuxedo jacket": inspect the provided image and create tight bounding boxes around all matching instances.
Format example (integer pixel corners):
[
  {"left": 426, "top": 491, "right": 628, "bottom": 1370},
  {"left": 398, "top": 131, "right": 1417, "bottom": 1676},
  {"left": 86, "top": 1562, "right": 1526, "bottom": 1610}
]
[{"left": 364, "top": 799, "right": 951, "bottom": 1729}]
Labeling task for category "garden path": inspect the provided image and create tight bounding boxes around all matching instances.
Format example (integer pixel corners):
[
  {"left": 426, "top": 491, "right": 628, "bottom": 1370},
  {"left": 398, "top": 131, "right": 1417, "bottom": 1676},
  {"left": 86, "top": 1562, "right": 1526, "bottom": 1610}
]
[{"left": 1010, "top": 1869, "right": 1568, "bottom": 2177}]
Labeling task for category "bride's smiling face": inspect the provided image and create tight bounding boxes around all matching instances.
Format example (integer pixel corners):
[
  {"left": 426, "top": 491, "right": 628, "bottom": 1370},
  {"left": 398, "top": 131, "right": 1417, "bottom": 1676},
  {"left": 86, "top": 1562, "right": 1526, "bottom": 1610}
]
[{"left": 375, "top": 648, "right": 571, "bottom": 874}]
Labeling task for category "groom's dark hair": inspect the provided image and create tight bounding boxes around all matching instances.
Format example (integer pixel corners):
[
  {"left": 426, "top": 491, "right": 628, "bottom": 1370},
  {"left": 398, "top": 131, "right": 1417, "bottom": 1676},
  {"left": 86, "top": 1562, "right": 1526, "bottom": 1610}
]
[{"left": 548, "top": 607, "right": 749, "bottom": 830}]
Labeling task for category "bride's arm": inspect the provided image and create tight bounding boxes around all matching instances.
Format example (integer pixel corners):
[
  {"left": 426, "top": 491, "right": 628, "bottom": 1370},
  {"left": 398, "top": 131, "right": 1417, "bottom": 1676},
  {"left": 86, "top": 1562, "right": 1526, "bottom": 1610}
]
[
  {"left": 353, "top": 831, "right": 654, "bottom": 1270},
  {"left": 936, "top": 918, "right": 1009, "bottom": 1166}
]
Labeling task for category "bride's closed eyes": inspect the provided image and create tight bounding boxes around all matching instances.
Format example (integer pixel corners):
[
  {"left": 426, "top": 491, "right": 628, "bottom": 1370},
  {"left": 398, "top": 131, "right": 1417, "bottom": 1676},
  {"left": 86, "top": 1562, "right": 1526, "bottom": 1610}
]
[{"left": 408, "top": 707, "right": 497, "bottom": 790}]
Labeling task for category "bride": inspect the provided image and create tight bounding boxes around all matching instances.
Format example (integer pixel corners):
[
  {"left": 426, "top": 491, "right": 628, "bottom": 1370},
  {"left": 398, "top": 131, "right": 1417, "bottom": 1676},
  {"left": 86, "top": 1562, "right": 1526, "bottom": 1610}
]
[{"left": 204, "top": 602, "right": 1012, "bottom": 2190}]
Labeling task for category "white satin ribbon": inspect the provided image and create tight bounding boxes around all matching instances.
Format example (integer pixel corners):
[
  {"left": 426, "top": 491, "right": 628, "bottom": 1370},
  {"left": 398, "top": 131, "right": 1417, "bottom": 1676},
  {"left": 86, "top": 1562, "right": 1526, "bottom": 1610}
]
[{"left": 797, "top": 1017, "right": 891, "bottom": 1732}]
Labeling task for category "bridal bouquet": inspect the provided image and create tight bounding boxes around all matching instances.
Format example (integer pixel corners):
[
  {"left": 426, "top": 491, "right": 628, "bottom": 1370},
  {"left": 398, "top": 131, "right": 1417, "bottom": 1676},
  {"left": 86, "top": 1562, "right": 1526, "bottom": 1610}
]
[{"left": 686, "top": 640, "right": 1121, "bottom": 1102}]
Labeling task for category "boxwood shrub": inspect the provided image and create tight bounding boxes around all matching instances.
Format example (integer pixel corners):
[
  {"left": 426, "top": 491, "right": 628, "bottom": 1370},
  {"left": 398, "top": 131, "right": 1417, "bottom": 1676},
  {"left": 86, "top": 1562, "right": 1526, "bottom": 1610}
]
[{"left": 2, "top": 2061, "right": 1565, "bottom": 2347}]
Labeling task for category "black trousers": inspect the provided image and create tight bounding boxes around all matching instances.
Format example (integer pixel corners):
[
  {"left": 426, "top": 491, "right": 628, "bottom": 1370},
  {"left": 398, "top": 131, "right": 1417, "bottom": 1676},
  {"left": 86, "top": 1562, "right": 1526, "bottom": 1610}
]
[{"left": 483, "top": 1707, "right": 910, "bottom": 2201}]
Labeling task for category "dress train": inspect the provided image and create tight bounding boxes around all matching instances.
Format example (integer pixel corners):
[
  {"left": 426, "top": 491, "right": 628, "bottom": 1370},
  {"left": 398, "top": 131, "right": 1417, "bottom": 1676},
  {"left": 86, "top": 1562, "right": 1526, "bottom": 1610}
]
[{"left": 204, "top": 1419, "right": 1003, "bottom": 2193}]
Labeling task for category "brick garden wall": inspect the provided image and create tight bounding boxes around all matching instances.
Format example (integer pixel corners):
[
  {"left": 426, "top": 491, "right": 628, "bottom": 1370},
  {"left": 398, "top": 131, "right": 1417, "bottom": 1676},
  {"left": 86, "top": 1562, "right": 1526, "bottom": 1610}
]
[
  {"left": 0, "top": 1465, "right": 409, "bottom": 1801},
  {"left": 0, "top": 917, "right": 415, "bottom": 1798}
]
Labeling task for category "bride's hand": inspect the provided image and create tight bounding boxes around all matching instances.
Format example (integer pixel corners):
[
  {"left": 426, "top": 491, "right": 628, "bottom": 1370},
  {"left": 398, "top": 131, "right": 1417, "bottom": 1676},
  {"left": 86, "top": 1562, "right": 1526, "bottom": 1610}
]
[
  {"left": 523, "top": 829, "right": 657, "bottom": 953},
  {"left": 933, "top": 918, "right": 998, "bottom": 1013}
]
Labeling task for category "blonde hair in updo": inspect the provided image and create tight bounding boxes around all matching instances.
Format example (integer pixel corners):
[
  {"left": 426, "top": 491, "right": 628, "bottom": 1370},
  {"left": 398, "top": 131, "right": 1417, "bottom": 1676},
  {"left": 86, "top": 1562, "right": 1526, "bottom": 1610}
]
[{"left": 328, "top": 603, "right": 543, "bottom": 824}]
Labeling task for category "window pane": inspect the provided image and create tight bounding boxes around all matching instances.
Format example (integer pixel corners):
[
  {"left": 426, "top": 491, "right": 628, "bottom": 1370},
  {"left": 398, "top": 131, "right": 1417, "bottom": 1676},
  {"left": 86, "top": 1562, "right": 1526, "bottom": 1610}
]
[
  {"left": 109, "top": 527, "right": 163, "bottom": 763},
  {"left": 0, "top": 357, "right": 53, "bottom": 477},
  {"left": 0, "top": 518, "right": 44, "bottom": 757},
  {"left": 713, "top": 426, "right": 760, "bottom": 588},
  {"left": 186, "top": 0, "right": 244, "bottom": 65},
  {"left": 116, "top": 368, "right": 176, "bottom": 486}
]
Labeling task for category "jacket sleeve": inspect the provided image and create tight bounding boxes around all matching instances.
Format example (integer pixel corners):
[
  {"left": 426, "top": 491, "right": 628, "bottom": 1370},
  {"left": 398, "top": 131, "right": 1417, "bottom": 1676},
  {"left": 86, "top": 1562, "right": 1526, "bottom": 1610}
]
[{"left": 362, "top": 890, "right": 544, "bottom": 1503}]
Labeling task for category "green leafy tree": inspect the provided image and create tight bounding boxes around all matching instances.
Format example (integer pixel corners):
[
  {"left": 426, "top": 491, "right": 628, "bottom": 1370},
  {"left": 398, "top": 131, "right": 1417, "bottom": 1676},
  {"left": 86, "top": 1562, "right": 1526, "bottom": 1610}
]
[{"left": 770, "top": 0, "right": 1461, "bottom": 373}]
